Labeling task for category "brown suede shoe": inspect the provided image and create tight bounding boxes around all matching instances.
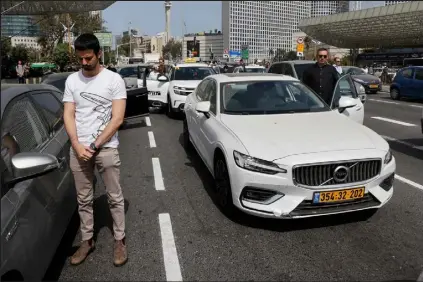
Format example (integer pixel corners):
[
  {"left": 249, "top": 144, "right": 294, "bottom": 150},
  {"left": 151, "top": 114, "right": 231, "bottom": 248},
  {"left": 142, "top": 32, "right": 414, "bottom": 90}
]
[
  {"left": 70, "top": 239, "right": 95, "bottom": 266},
  {"left": 113, "top": 238, "right": 128, "bottom": 266}
]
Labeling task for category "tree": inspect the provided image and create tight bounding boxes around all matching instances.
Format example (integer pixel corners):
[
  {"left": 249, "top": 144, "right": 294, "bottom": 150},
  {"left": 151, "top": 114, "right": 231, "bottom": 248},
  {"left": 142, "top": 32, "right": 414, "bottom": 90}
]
[
  {"left": 36, "top": 12, "right": 102, "bottom": 60},
  {"left": 53, "top": 43, "right": 71, "bottom": 71},
  {"left": 304, "top": 36, "right": 312, "bottom": 51},
  {"left": 162, "top": 39, "right": 182, "bottom": 60},
  {"left": 1, "top": 37, "right": 12, "bottom": 56},
  {"left": 285, "top": 51, "right": 298, "bottom": 60},
  {"left": 117, "top": 34, "right": 130, "bottom": 57},
  {"left": 10, "top": 44, "right": 29, "bottom": 63}
]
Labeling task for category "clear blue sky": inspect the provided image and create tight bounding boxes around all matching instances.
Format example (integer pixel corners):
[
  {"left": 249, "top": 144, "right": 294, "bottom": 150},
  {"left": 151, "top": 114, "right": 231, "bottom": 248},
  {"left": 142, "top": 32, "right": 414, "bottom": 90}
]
[
  {"left": 103, "top": 1, "right": 222, "bottom": 37},
  {"left": 103, "top": 1, "right": 384, "bottom": 37}
]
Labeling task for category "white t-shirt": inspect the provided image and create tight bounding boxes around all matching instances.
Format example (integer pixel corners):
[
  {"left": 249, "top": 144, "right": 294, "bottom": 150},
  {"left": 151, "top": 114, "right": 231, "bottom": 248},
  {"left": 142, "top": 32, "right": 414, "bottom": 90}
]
[{"left": 63, "top": 68, "right": 127, "bottom": 148}]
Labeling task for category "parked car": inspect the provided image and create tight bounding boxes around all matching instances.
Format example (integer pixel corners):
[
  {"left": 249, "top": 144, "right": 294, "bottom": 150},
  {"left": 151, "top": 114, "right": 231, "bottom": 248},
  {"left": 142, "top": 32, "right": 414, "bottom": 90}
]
[
  {"left": 183, "top": 73, "right": 395, "bottom": 219},
  {"left": 42, "top": 69, "right": 150, "bottom": 120},
  {"left": 342, "top": 66, "right": 382, "bottom": 94},
  {"left": 1, "top": 84, "right": 76, "bottom": 281},
  {"left": 233, "top": 65, "right": 266, "bottom": 73},
  {"left": 390, "top": 66, "right": 423, "bottom": 101}
]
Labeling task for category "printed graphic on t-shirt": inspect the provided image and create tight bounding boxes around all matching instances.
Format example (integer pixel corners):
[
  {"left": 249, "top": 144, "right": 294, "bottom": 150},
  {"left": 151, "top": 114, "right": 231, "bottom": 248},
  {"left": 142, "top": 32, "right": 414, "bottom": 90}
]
[{"left": 80, "top": 92, "right": 112, "bottom": 139}]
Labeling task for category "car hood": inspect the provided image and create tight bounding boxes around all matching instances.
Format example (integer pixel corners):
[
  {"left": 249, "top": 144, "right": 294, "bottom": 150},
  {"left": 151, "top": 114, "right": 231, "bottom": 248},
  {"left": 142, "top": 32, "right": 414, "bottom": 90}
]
[
  {"left": 220, "top": 111, "right": 380, "bottom": 161},
  {"left": 173, "top": 80, "right": 201, "bottom": 89},
  {"left": 352, "top": 74, "right": 379, "bottom": 83}
]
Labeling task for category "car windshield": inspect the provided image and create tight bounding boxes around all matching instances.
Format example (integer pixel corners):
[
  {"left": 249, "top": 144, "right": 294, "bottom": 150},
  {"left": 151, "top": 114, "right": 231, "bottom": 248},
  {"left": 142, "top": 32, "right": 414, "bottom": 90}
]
[
  {"left": 221, "top": 80, "right": 330, "bottom": 115},
  {"left": 293, "top": 64, "right": 314, "bottom": 80},
  {"left": 119, "top": 66, "right": 147, "bottom": 78},
  {"left": 343, "top": 67, "right": 366, "bottom": 75},
  {"left": 174, "top": 67, "right": 214, "bottom": 80},
  {"left": 242, "top": 67, "right": 266, "bottom": 73},
  {"left": 42, "top": 75, "right": 69, "bottom": 92}
]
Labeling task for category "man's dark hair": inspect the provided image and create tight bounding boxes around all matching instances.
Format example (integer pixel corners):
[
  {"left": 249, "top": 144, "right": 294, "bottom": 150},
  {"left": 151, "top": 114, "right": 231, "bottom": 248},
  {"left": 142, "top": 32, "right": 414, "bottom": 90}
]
[
  {"left": 317, "top": 47, "right": 329, "bottom": 53},
  {"left": 74, "top": 33, "right": 101, "bottom": 55}
]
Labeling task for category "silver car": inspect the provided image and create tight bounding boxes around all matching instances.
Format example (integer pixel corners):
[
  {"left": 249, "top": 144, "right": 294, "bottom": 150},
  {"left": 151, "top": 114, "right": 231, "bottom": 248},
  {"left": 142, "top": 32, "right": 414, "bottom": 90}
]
[{"left": 1, "top": 84, "right": 76, "bottom": 280}]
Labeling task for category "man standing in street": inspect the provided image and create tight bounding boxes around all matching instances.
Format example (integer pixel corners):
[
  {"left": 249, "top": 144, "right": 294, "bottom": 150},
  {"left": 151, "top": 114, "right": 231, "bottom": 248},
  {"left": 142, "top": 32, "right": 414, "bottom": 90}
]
[
  {"left": 16, "top": 61, "right": 25, "bottom": 84},
  {"left": 63, "top": 33, "right": 128, "bottom": 267},
  {"left": 302, "top": 48, "right": 340, "bottom": 105},
  {"left": 333, "top": 57, "right": 343, "bottom": 75}
]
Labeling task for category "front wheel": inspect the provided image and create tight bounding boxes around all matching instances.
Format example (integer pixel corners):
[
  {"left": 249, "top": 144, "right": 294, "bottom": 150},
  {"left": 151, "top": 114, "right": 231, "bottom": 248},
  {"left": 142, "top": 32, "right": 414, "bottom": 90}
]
[
  {"left": 214, "top": 155, "right": 236, "bottom": 216},
  {"left": 390, "top": 88, "right": 400, "bottom": 100},
  {"left": 166, "top": 95, "right": 175, "bottom": 118}
]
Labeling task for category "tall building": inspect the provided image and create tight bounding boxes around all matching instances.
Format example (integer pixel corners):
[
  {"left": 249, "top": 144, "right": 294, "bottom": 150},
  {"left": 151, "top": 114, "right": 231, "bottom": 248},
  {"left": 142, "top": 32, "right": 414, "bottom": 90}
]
[
  {"left": 310, "top": 1, "right": 349, "bottom": 18},
  {"left": 350, "top": 1, "right": 362, "bottom": 11},
  {"left": 1, "top": 15, "right": 41, "bottom": 37},
  {"left": 164, "top": 1, "right": 172, "bottom": 44},
  {"left": 385, "top": 1, "right": 409, "bottom": 5},
  {"left": 222, "top": 1, "right": 311, "bottom": 60}
]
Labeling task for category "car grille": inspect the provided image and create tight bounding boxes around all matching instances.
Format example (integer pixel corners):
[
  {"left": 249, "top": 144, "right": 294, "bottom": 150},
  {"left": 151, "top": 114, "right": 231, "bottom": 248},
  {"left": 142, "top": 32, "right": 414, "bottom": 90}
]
[
  {"left": 290, "top": 193, "right": 380, "bottom": 217},
  {"left": 293, "top": 159, "right": 382, "bottom": 187}
]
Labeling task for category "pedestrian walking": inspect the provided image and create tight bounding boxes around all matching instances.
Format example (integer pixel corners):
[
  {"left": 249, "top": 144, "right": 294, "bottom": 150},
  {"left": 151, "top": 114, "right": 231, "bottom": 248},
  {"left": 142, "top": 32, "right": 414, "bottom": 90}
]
[
  {"left": 62, "top": 33, "right": 128, "bottom": 267},
  {"left": 333, "top": 57, "right": 343, "bottom": 75},
  {"left": 302, "top": 48, "right": 340, "bottom": 105},
  {"left": 16, "top": 61, "right": 25, "bottom": 84}
]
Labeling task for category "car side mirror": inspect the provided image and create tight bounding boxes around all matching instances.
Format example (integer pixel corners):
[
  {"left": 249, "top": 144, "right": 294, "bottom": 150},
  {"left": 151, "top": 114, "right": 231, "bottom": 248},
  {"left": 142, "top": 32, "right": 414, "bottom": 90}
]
[
  {"left": 195, "top": 101, "right": 211, "bottom": 116},
  {"left": 338, "top": 96, "right": 357, "bottom": 113},
  {"left": 158, "top": 75, "right": 168, "bottom": 82},
  {"left": 7, "top": 152, "right": 60, "bottom": 186}
]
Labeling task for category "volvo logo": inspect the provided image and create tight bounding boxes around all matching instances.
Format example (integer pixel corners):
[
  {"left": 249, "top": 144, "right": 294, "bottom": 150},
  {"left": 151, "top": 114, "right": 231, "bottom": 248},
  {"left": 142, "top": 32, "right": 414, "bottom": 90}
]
[{"left": 333, "top": 166, "right": 349, "bottom": 182}]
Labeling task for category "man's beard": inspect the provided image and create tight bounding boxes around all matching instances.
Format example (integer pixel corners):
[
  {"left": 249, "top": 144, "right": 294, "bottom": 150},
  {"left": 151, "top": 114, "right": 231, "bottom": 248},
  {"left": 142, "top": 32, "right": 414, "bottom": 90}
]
[{"left": 82, "top": 62, "right": 97, "bottom": 71}]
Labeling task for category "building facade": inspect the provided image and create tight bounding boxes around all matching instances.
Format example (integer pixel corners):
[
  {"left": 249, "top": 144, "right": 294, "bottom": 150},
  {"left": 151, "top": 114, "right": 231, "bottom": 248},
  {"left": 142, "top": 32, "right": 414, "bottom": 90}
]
[
  {"left": 222, "top": 1, "right": 311, "bottom": 60},
  {"left": 1, "top": 15, "right": 41, "bottom": 37},
  {"left": 182, "top": 32, "right": 223, "bottom": 61},
  {"left": 10, "top": 36, "right": 41, "bottom": 50},
  {"left": 384, "top": 1, "right": 409, "bottom": 5},
  {"left": 310, "top": 1, "right": 349, "bottom": 18}
]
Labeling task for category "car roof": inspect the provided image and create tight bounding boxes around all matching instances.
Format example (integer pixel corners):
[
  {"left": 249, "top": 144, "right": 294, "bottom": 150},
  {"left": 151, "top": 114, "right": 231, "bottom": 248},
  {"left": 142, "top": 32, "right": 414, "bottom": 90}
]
[
  {"left": 209, "top": 73, "right": 299, "bottom": 83},
  {"left": 43, "top": 72, "right": 73, "bottom": 80},
  {"left": 272, "top": 60, "right": 316, "bottom": 65},
  {"left": 175, "top": 63, "right": 210, "bottom": 68},
  {"left": 1, "top": 83, "right": 61, "bottom": 118}
]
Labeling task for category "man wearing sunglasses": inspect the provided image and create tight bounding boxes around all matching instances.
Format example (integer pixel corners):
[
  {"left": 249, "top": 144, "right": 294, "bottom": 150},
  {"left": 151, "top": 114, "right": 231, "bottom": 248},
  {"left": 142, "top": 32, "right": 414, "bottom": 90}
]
[{"left": 302, "top": 48, "right": 340, "bottom": 105}]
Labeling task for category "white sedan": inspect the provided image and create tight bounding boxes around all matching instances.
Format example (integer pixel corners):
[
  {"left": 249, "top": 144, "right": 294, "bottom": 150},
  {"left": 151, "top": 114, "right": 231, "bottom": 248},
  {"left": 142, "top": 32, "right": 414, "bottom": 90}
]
[{"left": 183, "top": 73, "right": 395, "bottom": 219}]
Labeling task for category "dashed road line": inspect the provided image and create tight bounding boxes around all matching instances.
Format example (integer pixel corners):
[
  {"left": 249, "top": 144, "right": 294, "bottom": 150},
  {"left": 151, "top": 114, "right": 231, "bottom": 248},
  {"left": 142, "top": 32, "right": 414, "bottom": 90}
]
[
  {"left": 152, "top": 157, "right": 165, "bottom": 191},
  {"left": 158, "top": 213, "right": 183, "bottom": 281},
  {"left": 368, "top": 98, "right": 423, "bottom": 108},
  {"left": 148, "top": 131, "right": 157, "bottom": 148},
  {"left": 395, "top": 175, "right": 423, "bottom": 191},
  {"left": 145, "top": 116, "right": 152, "bottom": 127},
  {"left": 371, "top": 116, "right": 417, "bottom": 127},
  {"left": 381, "top": 135, "right": 423, "bottom": 151}
]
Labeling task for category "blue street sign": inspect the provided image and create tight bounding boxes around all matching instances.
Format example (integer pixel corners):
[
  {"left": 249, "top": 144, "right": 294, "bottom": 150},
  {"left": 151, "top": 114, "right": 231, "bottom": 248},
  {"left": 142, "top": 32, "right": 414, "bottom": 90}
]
[{"left": 229, "top": 50, "right": 241, "bottom": 58}]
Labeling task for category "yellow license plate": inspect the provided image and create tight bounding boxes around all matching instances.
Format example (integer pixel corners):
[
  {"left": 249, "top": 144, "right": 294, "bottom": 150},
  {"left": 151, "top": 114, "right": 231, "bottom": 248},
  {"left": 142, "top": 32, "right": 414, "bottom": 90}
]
[
  {"left": 369, "top": 84, "right": 378, "bottom": 89},
  {"left": 312, "top": 187, "right": 365, "bottom": 204}
]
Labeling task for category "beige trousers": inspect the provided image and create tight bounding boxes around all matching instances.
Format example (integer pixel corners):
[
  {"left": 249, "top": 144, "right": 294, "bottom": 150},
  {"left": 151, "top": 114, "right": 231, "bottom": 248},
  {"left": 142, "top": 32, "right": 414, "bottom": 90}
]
[{"left": 70, "top": 147, "right": 125, "bottom": 241}]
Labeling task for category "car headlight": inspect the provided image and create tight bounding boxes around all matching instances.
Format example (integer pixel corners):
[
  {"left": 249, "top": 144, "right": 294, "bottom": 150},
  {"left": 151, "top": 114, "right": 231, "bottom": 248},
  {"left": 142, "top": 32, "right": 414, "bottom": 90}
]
[
  {"left": 384, "top": 149, "right": 392, "bottom": 164},
  {"left": 233, "top": 150, "right": 287, "bottom": 175},
  {"left": 354, "top": 78, "right": 365, "bottom": 84},
  {"left": 173, "top": 86, "right": 185, "bottom": 95}
]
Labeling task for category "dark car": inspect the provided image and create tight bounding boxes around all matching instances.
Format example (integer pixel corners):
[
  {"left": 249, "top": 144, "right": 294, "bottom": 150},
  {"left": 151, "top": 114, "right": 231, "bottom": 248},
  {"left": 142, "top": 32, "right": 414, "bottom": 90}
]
[
  {"left": 1, "top": 84, "right": 76, "bottom": 281},
  {"left": 342, "top": 66, "right": 382, "bottom": 94},
  {"left": 42, "top": 69, "right": 149, "bottom": 120},
  {"left": 390, "top": 66, "right": 423, "bottom": 101},
  {"left": 267, "top": 60, "right": 316, "bottom": 81}
]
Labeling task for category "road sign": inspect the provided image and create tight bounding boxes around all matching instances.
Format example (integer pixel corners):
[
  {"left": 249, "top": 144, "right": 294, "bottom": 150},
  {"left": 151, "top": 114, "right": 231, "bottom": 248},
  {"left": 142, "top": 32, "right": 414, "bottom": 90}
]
[
  {"left": 297, "top": 37, "right": 304, "bottom": 44},
  {"left": 296, "top": 43, "right": 304, "bottom": 52},
  {"left": 241, "top": 45, "right": 249, "bottom": 60},
  {"left": 224, "top": 48, "right": 229, "bottom": 54},
  {"left": 297, "top": 51, "right": 304, "bottom": 57},
  {"left": 223, "top": 54, "right": 229, "bottom": 58},
  {"left": 94, "top": 32, "right": 113, "bottom": 47},
  {"left": 229, "top": 50, "right": 241, "bottom": 58}
]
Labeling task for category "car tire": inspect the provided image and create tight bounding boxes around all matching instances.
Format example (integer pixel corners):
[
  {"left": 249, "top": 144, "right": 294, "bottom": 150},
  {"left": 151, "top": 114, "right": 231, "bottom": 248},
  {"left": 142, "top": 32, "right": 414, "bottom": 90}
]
[
  {"left": 214, "top": 154, "right": 236, "bottom": 216},
  {"left": 166, "top": 95, "right": 175, "bottom": 118},
  {"left": 370, "top": 90, "right": 378, "bottom": 94},
  {"left": 390, "top": 88, "right": 400, "bottom": 100},
  {"left": 183, "top": 118, "right": 193, "bottom": 151}
]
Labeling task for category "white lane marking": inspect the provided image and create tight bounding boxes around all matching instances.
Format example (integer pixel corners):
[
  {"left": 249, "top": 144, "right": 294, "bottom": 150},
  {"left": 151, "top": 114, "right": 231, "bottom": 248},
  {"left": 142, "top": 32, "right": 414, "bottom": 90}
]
[
  {"left": 159, "top": 213, "right": 183, "bottom": 282},
  {"left": 148, "top": 131, "right": 157, "bottom": 148},
  {"left": 368, "top": 98, "right": 423, "bottom": 108},
  {"left": 145, "top": 116, "right": 151, "bottom": 127},
  {"left": 395, "top": 175, "right": 423, "bottom": 191},
  {"left": 369, "top": 99, "right": 398, "bottom": 105},
  {"left": 381, "top": 135, "right": 423, "bottom": 151},
  {"left": 371, "top": 116, "right": 416, "bottom": 127},
  {"left": 152, "top": 158, "right": 165, "bottom": 191}
]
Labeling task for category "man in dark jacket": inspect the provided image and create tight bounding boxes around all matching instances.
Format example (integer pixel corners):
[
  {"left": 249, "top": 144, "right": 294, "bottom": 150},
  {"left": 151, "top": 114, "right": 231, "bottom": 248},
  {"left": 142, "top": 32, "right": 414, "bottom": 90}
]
[{"left": 302, "top": 48, "right": 340, "bottom": 105}]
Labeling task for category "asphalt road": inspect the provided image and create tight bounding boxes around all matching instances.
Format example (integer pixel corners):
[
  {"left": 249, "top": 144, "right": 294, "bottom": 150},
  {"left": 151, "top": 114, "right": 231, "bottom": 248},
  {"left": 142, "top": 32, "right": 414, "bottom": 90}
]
[{"left": 45, "top": 90, "right": 423, "bottom": 281}]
